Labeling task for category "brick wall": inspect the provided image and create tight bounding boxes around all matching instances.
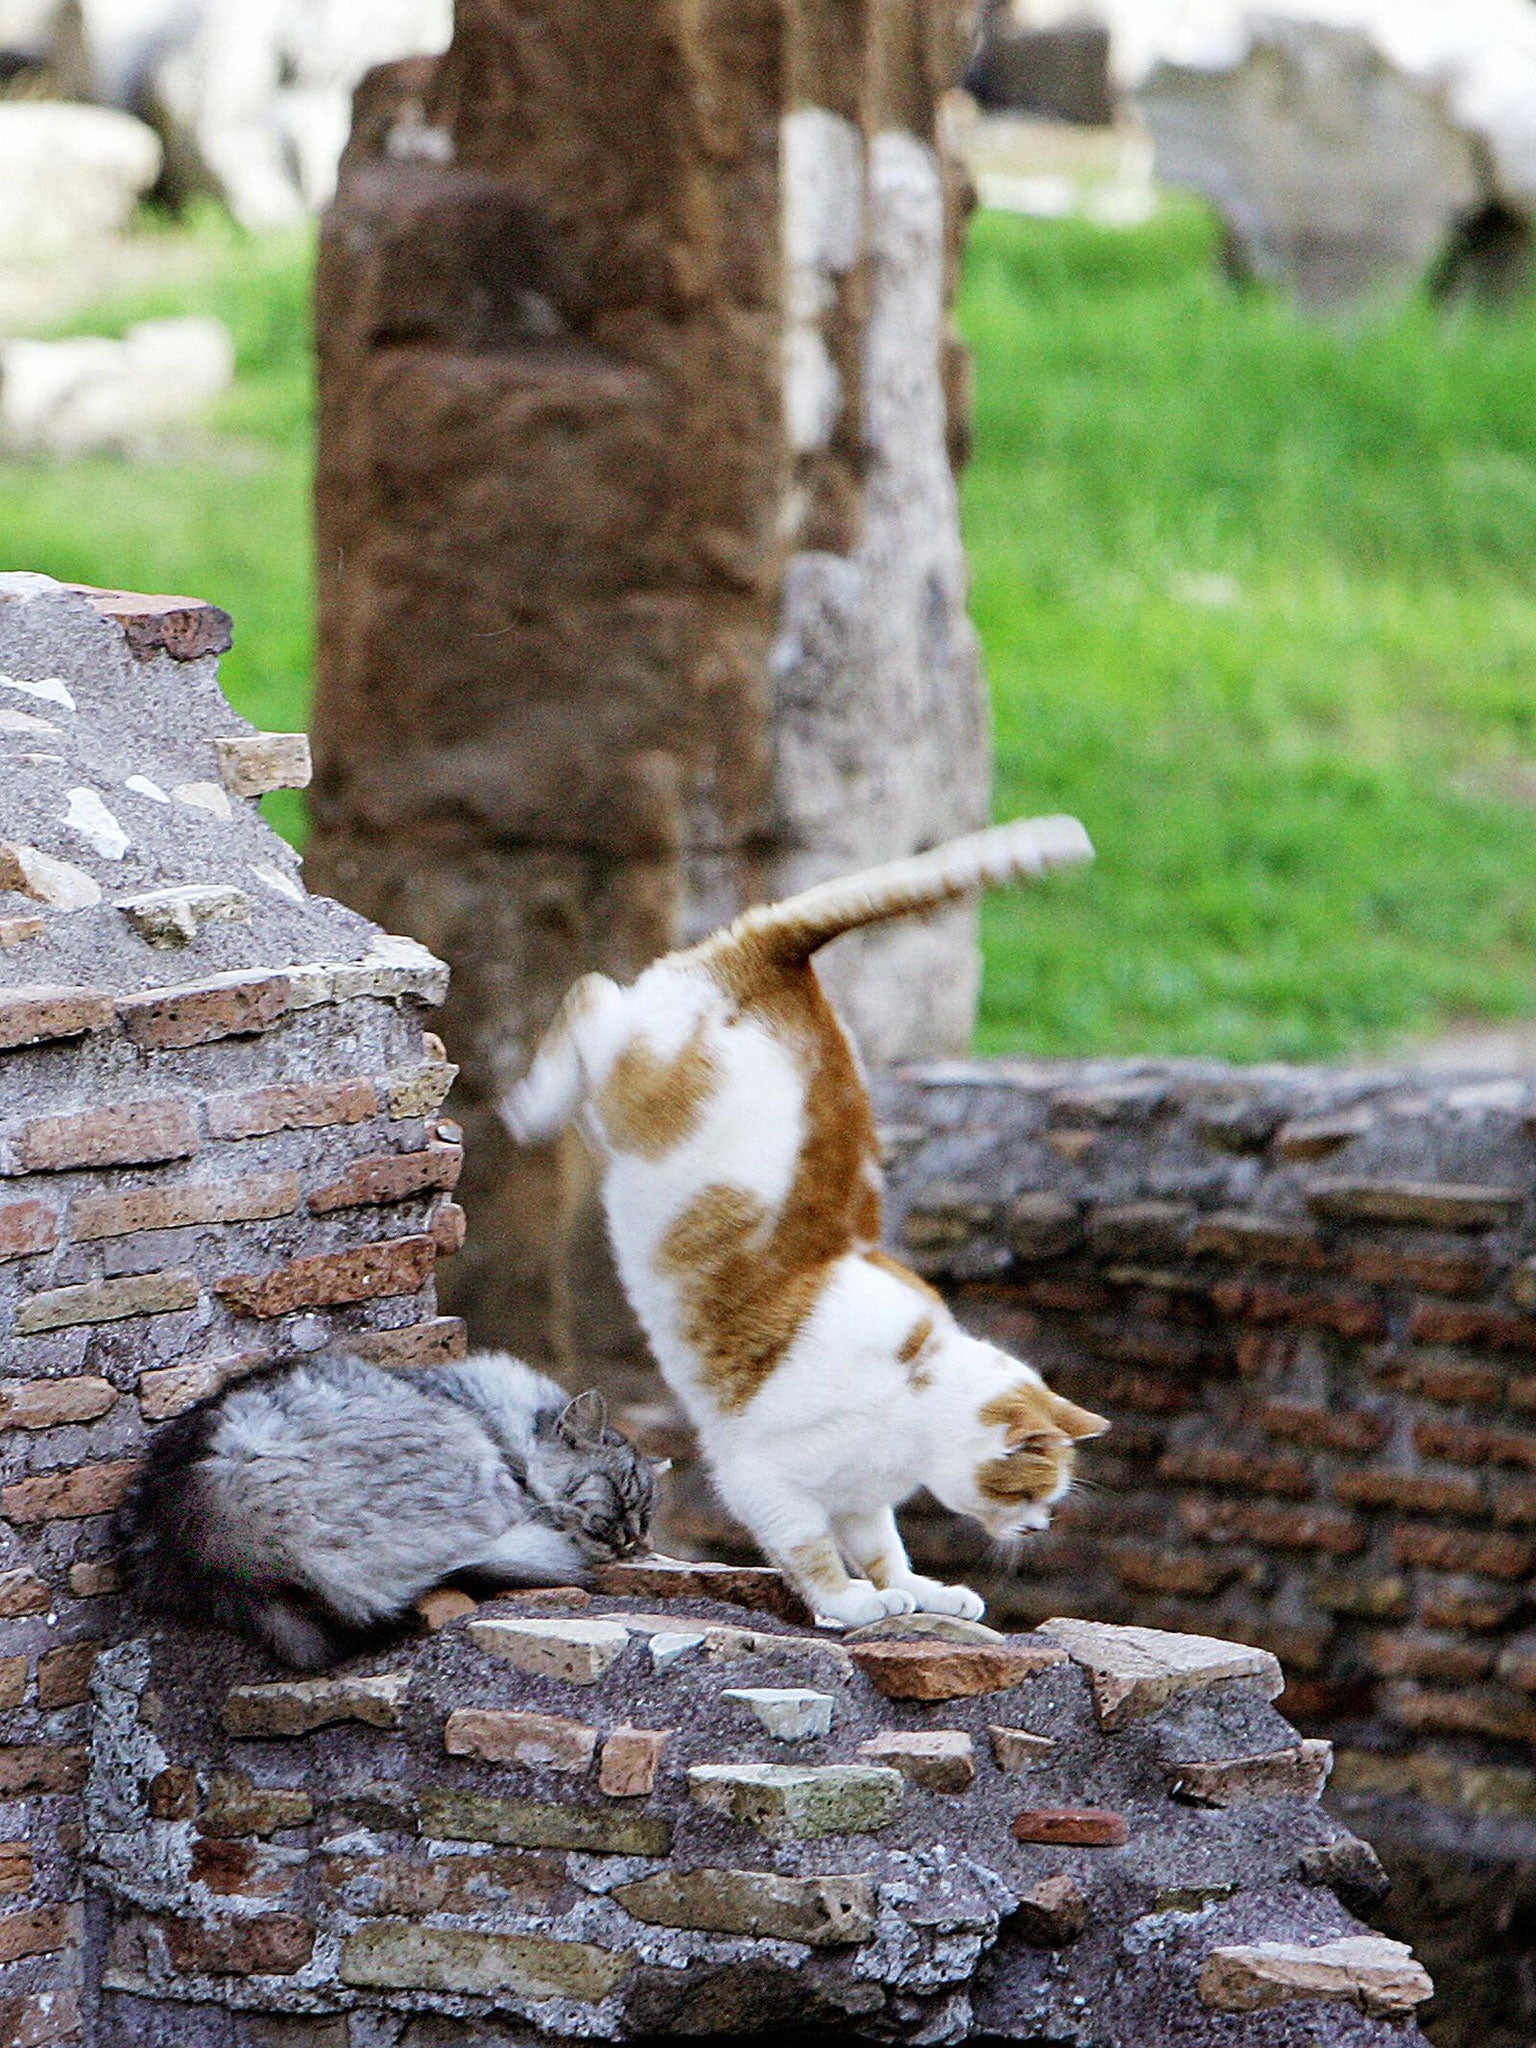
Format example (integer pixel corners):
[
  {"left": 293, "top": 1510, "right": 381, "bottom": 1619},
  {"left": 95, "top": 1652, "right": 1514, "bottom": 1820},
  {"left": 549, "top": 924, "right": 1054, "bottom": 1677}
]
[{"left": 0, "top": 577, "right": 463, "bottom": 2046}]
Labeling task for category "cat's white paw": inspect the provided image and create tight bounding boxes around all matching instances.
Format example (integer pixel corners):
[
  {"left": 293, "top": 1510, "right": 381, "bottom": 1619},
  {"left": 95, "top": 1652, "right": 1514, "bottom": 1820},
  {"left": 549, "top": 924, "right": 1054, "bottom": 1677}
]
[
  {"left": 814, "top": 1580, "right": 917, "bottom": 1629},
  {"left": 906, "top": 1578, "right": 986, "bottom": 1622}
]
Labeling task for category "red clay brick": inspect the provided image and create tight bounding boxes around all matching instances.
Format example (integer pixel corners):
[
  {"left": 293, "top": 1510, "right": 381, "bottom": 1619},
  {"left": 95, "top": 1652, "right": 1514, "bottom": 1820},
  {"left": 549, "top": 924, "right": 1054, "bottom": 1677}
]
[
  {"left": 430, "top": 1201, "right": 467, "bottom": 1256},
  {"left": 386, "top": 1062, "right": 458, "bottom": 1119},
  {"left": 1391, "top": 1524, "right": 1536, "bottom": 1579},
  {"left": 67, "top": 1560, "right": 122, "bottom": 1597},
  {"left": 1366, "top": 1632, "right": 1493, "bottom": 1683},
  {"left": 0, "top": 1564, "right": 55, "bottom": 1613},
  {"left": 71, "top": 1171, "right": 300, "bottom": 1240},
  {"left": 1414, "top": 1417, "right": 1536, "bottom": 1473},
  {"left": 1509, "top": 1374, "right": 1536, "bottom": 1411},
  {"left": 1187, "top": 1214, "right": 1328, "bottom": 1268},
  {"left": 1411, "top": 1303, "right": 1536, "bottom": 1351},
  {"left": 1103, "top": 1371, "right": 1198, "bottom": 1415},
  {"left": 1383, "top": 1682, "right": 1536, "bottom": 1743},
  {"left": 1020, "top": 1276, "right": 1113, "bottom": 1314},
  {"left": 2, "top": 1460, "right": 139, "bottom": 1525},
  {"left": 35, "top": 1639, "right": 100, "bottom": 1710},
  {"left": 4, "top": 1098, "right": 199, "bottom": 1174},
  {"left": 117, "top": 972, "right": 290, "bottom": 1049},
  {"left": 159, "top": 1912, "right": 315, "bottom": 1976},
  {"left": 1346, "top": 1246, "right": 1491, "bottom": 1296},
  {"left": 206, "top": 1076, "right": 380, "bottom": 1140},
  {"left": 0, "top": 1377, "right": 116, "bottom": 1430},
  {"left": 0, "top": 1844, "right": 31, "bottom": 1894},
  {"left": 0, "top": 1200, "right": 57, "bottom": 1262},
  {"left": 307, "top": 1143, "right": 461, "bottom": 1213},
  {"left": 599, "top": 1725, "right": 670, "bottom": 1798},
  {"left": 14, "top": 1270, "right": 199, "bottom": 1334},
  {"left": 0, "top": 985, "right": 113, "bottom": 1050},
  {"left": 0, "top": 1661, "right": 26, "bottom": 1712},
  {"left": 217, "top": 1236, "right": 435, "bottom": 1318},
  {"left": 0, "top": 1906, "right": 76, "bottom": 1965},
  {"left": 0, "top": 1986, "right": 80, "bottom": 2048},
  {"left": 345, "top": 1318, "right": 468, "bottom": 1366},
  {"left": 1334, "top": 1471, "right": 1485, "bottom": 1517},
  {"left": 1373, "top": 1355, "right": 1503, "bottom": 1405},
  {"left": 0, "top": 1745, "right": 86, "bottom": 1795},
  {"left": 1181, "top": 1497, "right": 1367, "bottom": 1554},
  {"left": 137, "top": 1352, "right": 265, "bottom": 1422},
  {"left": 147, "top": 1768, "right": 198, "bottom": 1821},
  {"left": 1111, "top": 1546, "right": 1239, "bottom": 1597},
  {"left": 1492, "top": 1480, "right": 1536, "bottom": 1527},
  {"left": 1260, "top": 1401, "right": 1389, "bottom": 1454},
  {"left": 1011, "top": 1807, "right": 1129, "bottom": 1847},
  {"left": 1497, "top": 1647, "right": 1536, "bottom": 1694},
  {"left": 1418, "top": 1586, "right": 1520, "bottom": 1632},
  {"left": 1157, "top": 1445, "right": 1311, "bottom": 1497},
  {"left": 1213, "top": 1280, "right": 1385, "bottom": 1338}
]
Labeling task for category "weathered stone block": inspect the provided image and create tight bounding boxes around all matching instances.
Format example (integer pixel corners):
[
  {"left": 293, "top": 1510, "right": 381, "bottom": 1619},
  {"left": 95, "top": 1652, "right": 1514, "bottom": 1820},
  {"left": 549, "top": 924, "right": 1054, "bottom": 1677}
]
[
  {"left": 466, "top": 1616, "right": 630, "bottom": 1684},
  {"left": 687, "top": 1762, "right": 904, "bottom": 1840},
  {"left": 0, "top": 985, "right": 113, "bottom": 1049},
  {"left": 1040, "top": 1619, "right": 1284, "bottom": 1730},
  {"left": 1198, "top": 1935, "right": 1433, "bottom": 2018},
  {"left": 857, "top": 1729, "right": 975, "bottom": 1791},
  {"left": 442, "top": 1707, "right": 597, "bottom": 1772},
  {"left": 200, "top": 1771, "right": 314, "bottom": 1838},
  {"left": 849, "top": 1638, "right": 1065, "bottom": 1700},
  {"left": 116, "top": 885, "right": 251, "bottom": 947},
  {"left": 214, "top": 733, "right": 313, "bottom": 798},
  {"left": 15, "top": 1271, "right": 200, "bottom": 1333},
  {"left": 988, "top": 1724, "right": 1057, "bottom": 1770},
  {"left": 1015, "top": 1874, "right": 1088, "bottom": 1947},
  {"left": 592, "top": 1556, "right": 814, "bottom": 1625},
  {"left": 614, "top": 1868, "right": 877, "bottom": 1946},
  {"left": 1166, "top": 1741, "right": 1332, "bottom": 1807},
  {"left": 721, "top": 1687, "right": 834, "bottom": 1741},
  {"left": 418, "top": 1789, "right": 671, "bottom": 1856},
  {"left": 117, "top": 971, "right": 291, "bottom": 1048},
  {"left": 340, "top": 1923, "right": 630, "bottom": 2001},
  {"left": 598, "top": 1725, "right": 669, "bottom": 1797},
  {"left": 222, "top": 1672, "right": 409, "bottom": 1738}
]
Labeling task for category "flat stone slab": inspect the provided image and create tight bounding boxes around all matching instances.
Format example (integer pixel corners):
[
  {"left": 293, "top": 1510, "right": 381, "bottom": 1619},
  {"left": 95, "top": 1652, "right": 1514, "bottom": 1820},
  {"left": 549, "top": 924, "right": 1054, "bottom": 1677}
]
[
  {"left": 418, "top": 1789, "right": 671, "bottom": 1857},
  {"left": 340, "top": 1924, "right": 630, "bottom": 2002},
  {"left": 1166, "top": 1741, "right": 1332, "bottom": 1807},
  {"left": 1199, "top": 1935, "right": 1434, "bottom": 2018},
  {"left": 1040, "top": 1619, "right": 1283, "bottom": 1730},
  {"left": 467, "top": 1617, "right": 630, "bottom": 1685},
  {"left": 857, "top": 1729, "right": 976, "bottom": 1791},
  {"left": 221, "top": 1672, "right": 409, "bottom": 1738},
  {"left": 844, "top": 1612, "right": 1006, "bottom": 1645},
  {"left": 849, "top": 1638, "right": 1065, "bottom": 1700},
  {"left": 614, "top": 1868, "right": 877, "bottom": 1946},
  {"left": 598, "top": 1725, "right": 670, "bottom": 1797},
  {"left": 649, "top": 1630, "right": 705, "bottom": 1673},
  {"left": 688, "top": 1762, "right": 904, "bottom": 1841},
  {"left": 990, "top": 1724, "right": 1057, "bottom": 1770},
  {"left": 442, "top": 1708, "right": 597, "bottom": 1772},
  {"left": 592, "top": 1555, "right": 814, "bottom": 1625},
  {"left": 721, "top": 1687, "right": 835, "bottom": 1740}
]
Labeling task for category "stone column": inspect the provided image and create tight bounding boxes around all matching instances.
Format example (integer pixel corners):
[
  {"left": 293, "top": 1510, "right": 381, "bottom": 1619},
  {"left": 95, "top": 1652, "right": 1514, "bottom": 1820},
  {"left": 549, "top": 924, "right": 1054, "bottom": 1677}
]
[{"left": 308, "top": 0, "right": 987, "bottom": 1370}]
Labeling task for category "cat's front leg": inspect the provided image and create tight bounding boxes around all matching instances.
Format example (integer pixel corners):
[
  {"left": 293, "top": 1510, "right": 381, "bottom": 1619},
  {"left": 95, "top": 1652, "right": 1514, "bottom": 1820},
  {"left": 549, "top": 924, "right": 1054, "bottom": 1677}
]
[
  {"left": 834, "top": 1507, "right": 987, "bottom": 1623},
  {"left": 711, "top": 1467, "right": 915, "bottom": 1629}
]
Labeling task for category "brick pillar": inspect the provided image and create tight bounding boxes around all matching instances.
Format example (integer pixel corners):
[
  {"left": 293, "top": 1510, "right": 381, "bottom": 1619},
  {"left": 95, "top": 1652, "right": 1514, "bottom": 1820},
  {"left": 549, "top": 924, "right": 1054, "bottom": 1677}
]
[{"left": 308, "top": 0, "right": 987, "bottom": 1373}]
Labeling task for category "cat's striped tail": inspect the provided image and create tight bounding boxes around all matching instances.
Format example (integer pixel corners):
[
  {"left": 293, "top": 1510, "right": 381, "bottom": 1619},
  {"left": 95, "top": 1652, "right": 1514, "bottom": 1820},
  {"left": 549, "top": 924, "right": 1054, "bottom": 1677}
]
[{"left": 696, "top": 815, "right": 1093, "bottom": 972}]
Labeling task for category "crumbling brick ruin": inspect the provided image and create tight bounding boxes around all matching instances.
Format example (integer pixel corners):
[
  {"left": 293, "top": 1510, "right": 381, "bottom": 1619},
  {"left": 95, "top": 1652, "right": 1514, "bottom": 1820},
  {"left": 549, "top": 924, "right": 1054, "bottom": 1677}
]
[
  {"left": 0, "top": 575, "right": 464, "bottom": 2042},
  {"left": 307, "top": 0, "right": 989, "bottom": 1371}
]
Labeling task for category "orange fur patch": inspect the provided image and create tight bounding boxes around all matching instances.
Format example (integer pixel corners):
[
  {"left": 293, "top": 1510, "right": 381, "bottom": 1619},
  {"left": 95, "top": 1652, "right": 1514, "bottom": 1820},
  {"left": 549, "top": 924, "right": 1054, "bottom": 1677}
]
[
  {"left": 785, "top": 1535, "right": 850, "bottom": 1597},
  {"left": 976, "top": 1383, "right": 1109, "bottom": 1506},
  {"left": 656, "top": 949, "right": 885, "bottom": 1413},
  {"left": 599, "top": 1019, "right": 718, "bottom": 1158},
  {"left": 865, "top": 1248, "right": 945, "bottom": 1306},
  {"left": 898, "top": 1315, "right": 935, "bottom": 1366}
]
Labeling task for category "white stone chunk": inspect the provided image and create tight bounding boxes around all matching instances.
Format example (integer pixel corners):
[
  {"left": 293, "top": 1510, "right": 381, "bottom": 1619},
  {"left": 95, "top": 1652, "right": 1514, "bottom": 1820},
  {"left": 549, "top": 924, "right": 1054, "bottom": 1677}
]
[
  {"left": 0, "top": 673, "right": 74, "bottom": 711},
  {"left": 722, "top": 1687, "right": 836, "bottom": 1741},
  {"left": 0, "top": 707, "right": 59, "bottom": 736},
  {"left": 171, "top": 781, "right": 233, "bottom": 821},
  {"left": 250, "top": 860, "right": 306, "bottom": 904},
  {"left": 0, "top": 318, "right": 234, "bottom": 456},
  {"left": 467, "top": 1617, "right": 630, "bottom": 1685},
  {"left": 215, "top": 731, "right": 313, "bottom": 797},
  {"left": 1040, "top": 1617, "right": 1283, "bottom": 1729},
  {"left": 117, "top": 884, "right": 252, "bottom": 947},
  {"left": 1199, "top": 1934, "right": 1433, "bottom": 2018},
  {"left": 0, "top": 840, "right": 100, "bottom": 909},
  {"left": 0, "top": 102, "right": 161, "bottom": 260},
  {"left": 649, "top": 1631, "right": 706, "bottom": 1675},
  {"left": 61, "top": 787, "right": 129, "bottom": 860},
  {"left": 124, "top": 774, "right": 169, "bottom": 803}
]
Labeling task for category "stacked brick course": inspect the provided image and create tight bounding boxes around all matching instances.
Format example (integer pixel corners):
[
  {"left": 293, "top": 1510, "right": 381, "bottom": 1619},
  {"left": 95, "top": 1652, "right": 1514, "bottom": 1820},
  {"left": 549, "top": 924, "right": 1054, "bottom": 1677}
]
[
  {"left": 0, "top": 575, "right": 462, "bottom": 2045},
  {"left": 86, "top": 1581, "right": 1433, "bottom": 2043}
]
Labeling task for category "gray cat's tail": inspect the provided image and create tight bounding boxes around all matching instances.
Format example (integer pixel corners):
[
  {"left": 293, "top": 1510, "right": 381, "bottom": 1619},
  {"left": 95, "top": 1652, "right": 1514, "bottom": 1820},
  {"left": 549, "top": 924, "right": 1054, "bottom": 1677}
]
[{"left": 695, "top": 815, "right": 1093, "bottom": 976}]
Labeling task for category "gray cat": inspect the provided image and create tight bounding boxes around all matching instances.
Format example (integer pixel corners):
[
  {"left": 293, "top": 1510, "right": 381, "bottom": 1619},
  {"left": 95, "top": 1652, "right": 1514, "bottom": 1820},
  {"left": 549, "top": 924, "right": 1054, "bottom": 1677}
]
[{"left": 119, "top": 1349, "right": 659, "bottom": 1670}]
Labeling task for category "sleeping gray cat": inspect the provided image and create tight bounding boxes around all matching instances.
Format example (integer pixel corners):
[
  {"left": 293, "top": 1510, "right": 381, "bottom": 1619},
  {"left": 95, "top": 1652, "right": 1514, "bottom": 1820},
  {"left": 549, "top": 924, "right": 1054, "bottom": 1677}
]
[{"left": 118, "top": 1348, "right": 659, "bottom": 1669}]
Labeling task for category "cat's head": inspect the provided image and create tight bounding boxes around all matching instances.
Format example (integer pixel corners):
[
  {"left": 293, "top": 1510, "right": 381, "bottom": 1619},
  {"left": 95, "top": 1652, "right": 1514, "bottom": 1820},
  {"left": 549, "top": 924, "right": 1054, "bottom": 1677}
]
[
  {"left": 929, "top": 1365, "right": 1108, "bottom": 1541},
  {"left": 530, "top": 1390, "right": 664, "bottom": 1561}
]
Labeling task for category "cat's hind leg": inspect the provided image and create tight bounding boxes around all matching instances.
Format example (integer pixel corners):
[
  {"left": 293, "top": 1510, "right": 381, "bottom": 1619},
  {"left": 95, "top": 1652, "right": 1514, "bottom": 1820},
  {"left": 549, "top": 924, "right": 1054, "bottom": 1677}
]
[
  {"left": 834, "top": 1506, "right": 986, "bottom": 1623},
  {"left": 711, "top": 1465, "right": 915, "bottom": 1628}
]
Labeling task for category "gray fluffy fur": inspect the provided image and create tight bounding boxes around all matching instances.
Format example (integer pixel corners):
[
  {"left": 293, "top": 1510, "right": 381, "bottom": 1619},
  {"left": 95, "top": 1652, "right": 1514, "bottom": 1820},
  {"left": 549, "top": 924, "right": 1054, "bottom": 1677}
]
[{"left": 119, "top": 1348, "right": 658, "bottom": 1669}]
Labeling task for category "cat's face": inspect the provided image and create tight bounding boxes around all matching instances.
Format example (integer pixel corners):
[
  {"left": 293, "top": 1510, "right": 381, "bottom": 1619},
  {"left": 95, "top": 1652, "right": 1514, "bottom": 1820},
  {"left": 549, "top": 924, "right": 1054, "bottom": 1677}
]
[
  {"left": 533, "top": 1393, "right": 662, "bottom": 1561},
  {"left": 930, "top": 1369, "right": 1108, "bottom": 1541}
]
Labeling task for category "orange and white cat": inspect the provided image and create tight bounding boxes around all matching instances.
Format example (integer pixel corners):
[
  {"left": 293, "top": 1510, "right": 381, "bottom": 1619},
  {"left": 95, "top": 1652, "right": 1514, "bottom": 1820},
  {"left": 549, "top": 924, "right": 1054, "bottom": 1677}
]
[{"left": 502, "top": 818, "right": 1109, "bottom": 1628}]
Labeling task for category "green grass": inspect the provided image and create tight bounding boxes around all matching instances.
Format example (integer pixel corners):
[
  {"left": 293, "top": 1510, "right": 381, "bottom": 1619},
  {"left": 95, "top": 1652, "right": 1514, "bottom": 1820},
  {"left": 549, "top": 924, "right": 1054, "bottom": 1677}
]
[
  {"left": 964, "top": 204, "right": 1536, "bottom": 1059},
  {"left": 6, "top": 202, "right": 1536, "bottom": 1059}
]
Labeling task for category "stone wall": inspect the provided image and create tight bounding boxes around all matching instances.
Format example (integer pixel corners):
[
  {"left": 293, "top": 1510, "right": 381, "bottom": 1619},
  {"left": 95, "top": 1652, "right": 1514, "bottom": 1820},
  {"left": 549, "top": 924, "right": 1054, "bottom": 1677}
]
[
  {"left": 0, "top": 576, "right": 463, "bottom": 2046},
  {"left": 84, "top": 1575, "right": 1433, "bottom": 2044},
  {"left": 307, "top": 0, "right": 989, "bottom": 1368}
]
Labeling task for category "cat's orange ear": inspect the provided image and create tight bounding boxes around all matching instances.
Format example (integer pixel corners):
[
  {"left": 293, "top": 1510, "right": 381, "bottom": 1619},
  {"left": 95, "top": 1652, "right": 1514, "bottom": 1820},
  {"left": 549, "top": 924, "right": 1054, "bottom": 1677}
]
[{"left": 1042, "top": 1392, "right": 1110, "bottom": 1441}]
